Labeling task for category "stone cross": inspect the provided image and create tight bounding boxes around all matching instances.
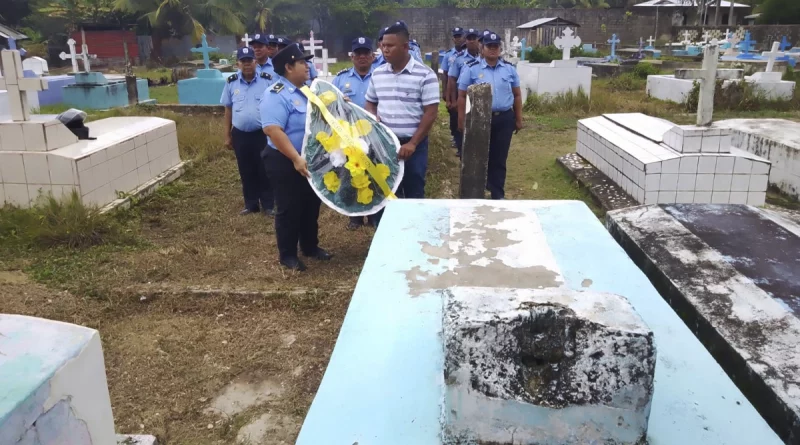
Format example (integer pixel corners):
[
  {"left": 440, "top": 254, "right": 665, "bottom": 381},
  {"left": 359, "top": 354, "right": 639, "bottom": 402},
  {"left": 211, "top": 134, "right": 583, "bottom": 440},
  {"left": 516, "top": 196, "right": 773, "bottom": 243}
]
[
  {"left": 683, "top": 30, "right": 692, "bottom": 44},
  {"left": 302, "top": 31, "right": 324, "bottom": 58},
  {"left": 519, "top": 38, "right": 532, "bottom": 61},
  {"left": 0, "top": 49, "right": 48, "bottom": 121},
  {"left": 639, "top": 37, "right": 644, "bottom": 51},
  {"left": 241, "top": 33, "right": 253, "bottom": 46},
  {"left": 647, "top": 36, "right": 656, "bottom": 49},
  {"left": 701, "top": 30, "right": 711, "bottom": 44},
  {"left": 761, "top": 41, "right": 785, "bottom": 73},
  {"left": 191, "top": 34, "right": 220, "bottom": 70},
  {"left": 726, "top": 34, "right": 741, "bottom": 54},
  {"left": 779, "top": 36, "right": 792, "bottom": 52},
  {"left": 78, "top": 29, "right": 96, "bottom": 72},
  {"left": 724, "top": 28, "right": 731, "bottom": 40},
  {"left": 59, "top": 38, "right": 79, "bottom": 73},
  {"left": 554, "top": 28, "right": 581, "bottom": 60},
  {"left": 608, "top": 34, "right": 620, "bottom": 58},
  {"left": 674, "top": 40, "right": 742, "bottom": 126},
  {"left": 740, "top": 31, "right": 755, "bottom": 53}
]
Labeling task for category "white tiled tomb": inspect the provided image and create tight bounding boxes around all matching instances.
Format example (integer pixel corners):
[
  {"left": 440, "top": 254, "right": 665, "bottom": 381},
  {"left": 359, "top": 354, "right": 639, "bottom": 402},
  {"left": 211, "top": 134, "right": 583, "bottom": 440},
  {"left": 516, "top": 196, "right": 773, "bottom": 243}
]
[
  {"left": 576, "top": 113, "right": 770, "bottom": 206},
  {"left": 0, "top": 116, "right": 181, "bottom": 208},
  {"left": 647, "top": 69, "right": 795, "bottom": 103}
]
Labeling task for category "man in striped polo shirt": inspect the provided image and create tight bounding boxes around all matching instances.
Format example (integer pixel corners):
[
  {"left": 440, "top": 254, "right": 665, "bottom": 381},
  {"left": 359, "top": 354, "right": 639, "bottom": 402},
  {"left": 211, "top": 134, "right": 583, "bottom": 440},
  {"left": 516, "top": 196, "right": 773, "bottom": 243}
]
[{"left": 365, "top": 21, "right": 439, "bottom": 199}]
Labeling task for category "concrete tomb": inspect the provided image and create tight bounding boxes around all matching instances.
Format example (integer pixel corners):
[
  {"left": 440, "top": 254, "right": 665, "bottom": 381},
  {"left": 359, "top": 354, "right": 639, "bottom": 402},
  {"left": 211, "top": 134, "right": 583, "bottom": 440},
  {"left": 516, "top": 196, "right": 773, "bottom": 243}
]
[
  {"left": 63, "top": 71, "right": 152, "bottom": 110},
  {"left": 713, "top": 118, "right": 800, "bottom": 199},
  {"left": 607, "top": 204, "right": 800, "bottom": 443},
  {"left": 0, "top": 314, "right": 157, "bottom": 444},
  {"left": 516, "top": 27, "right": 592, "bottom": 103},
  {"left": 21, "top": 56, "right": 49, "bottom": 76},
  {"left": 0, "top": 48, "right": 183, "bottom": 209},
  {"left": 295, "top": 199, "right": 781, "bottom": 445},
  {"left": 744, "top": 41, "right": 796, "bottom": 100},
  {"left": 177, "top": 34, "right": 226, "bottom": 105}
]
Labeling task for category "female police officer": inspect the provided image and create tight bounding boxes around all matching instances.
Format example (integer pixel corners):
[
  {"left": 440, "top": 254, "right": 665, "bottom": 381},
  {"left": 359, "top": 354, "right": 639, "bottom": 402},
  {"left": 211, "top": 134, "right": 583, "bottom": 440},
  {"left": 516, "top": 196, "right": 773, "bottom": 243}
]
[{"left": 260, "top": 44, "right": 332, "bottom": 271}]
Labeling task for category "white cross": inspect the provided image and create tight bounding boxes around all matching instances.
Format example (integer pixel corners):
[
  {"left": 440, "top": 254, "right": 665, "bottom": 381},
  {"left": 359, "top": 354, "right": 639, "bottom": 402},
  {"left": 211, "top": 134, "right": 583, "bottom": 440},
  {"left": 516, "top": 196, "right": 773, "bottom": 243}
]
[
  {"left": 647, "top": 36, "right": 656, "bottom": 47},
  {"left": 554, "top": 27, "right": 581, "bottom": 60},
  {"left": 0, "top": 49, "right": 48, "bottom": 121},
  {"left": 78, "top": 30, "right": 96, "bottom": 72},
  {"left": 701, "top": 30, "right": 711, "bottom": 44},
  {"left": 683, "top": 30, "right": 692, "bottom": 44},
  {"left": 674, "top": 40, "right": 743, "bottom": 126},
  {"left": 761, "top": 41, "right": 786, "bottom": 72},
  {"left": 241, "top": 33, "right": 253, "bottom": 46},
  {"left": 301, "top": 30, "right": 324, "bottom": 57},
  {"left": 724, "top": 28, "right": 731, "bottom": 40},
  {"left": 59, "top": 38, "right": 79, "bottom": 72}
]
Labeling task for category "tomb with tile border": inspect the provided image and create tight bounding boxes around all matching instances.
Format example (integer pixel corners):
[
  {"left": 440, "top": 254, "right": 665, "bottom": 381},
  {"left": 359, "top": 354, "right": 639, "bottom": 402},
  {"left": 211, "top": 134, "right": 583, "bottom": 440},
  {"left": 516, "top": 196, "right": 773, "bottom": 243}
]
[
  {"left": 516, "top": 27, "right": 592, "bottom": 103},
  {"left": 575, "top": 113, "right": 770, "bottom": 206},
  {"left": 647, "top": 69, "right": 795, "bottom": 104}
]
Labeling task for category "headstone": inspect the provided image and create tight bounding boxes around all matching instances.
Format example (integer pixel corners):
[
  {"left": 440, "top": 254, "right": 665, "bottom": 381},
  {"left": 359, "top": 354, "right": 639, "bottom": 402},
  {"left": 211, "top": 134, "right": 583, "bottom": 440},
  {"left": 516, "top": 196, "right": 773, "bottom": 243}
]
[
  {"left": 519, "top": 38, "right": 532, "bottom": 61},
  {"left": 701, "top": 30, "right": 711, "bottom": 44},
  {"left": 459, "top": 83, "right": 491, "bottom": 199},
  {"left": 59, "top": 38, "right": 79, "bottom": 73},
  {"left": 779, "top": 36, "right": 792, "bottom": 52},
  {"left": 608, "top": 34, "right": 620, "bottom": 60},
  {"left": 0, "top": 49, "right": 48, "bottom": 121},
  {"left": 761, "top": 41, "right": 785, "bottom": 73},
  {"left": 748, "top": 42, "right": 796, "bottom": 98},
  {"left": 191, "top": 34, "right": 219, "bottom": 70},
  {"left": 682, "top": 30, "right": 692, "bottom": 45},
  {"left": 737, "top": 31, "right": 757, "bottom": 59},
  {"left": 22, "top": 56, "right": 49, "bottom": 75},
  {"left": 241, "top": 33, "right": 253, "bottom": 46},
  {"left": 301, "top": 31, "right": 324, "bottom": 60},
  {"left": 123, "top": 39, "right": 138, "bottom": 106},
  {"left": 674, "top": 40, "right": 736, "bottom": 126},
  {"left": 78, "top": 29, "right": 97, "bottom": 72},
  {"left": 554, "top": 27, "right": 581, "bottom": 61}
]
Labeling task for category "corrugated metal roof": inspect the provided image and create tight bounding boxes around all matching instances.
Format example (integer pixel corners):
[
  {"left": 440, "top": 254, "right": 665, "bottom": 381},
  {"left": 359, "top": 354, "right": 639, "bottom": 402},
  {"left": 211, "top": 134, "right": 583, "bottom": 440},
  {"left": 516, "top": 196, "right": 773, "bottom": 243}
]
[
  {"left": 0, "top": 23, "right": 28, "bottom": 40},
  {"left": 517, "top": 17, "right": 581, "bottom": 30},
  {"left": 634, "top": 0, "right": 749, "bottom": 7}
]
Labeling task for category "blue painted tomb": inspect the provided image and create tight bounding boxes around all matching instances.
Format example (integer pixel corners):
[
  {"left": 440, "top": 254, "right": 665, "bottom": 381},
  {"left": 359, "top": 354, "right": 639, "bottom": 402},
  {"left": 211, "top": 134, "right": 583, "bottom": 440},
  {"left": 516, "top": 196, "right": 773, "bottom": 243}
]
[{"left": 62, "top": 72, "right": 153, "bottom": 110}]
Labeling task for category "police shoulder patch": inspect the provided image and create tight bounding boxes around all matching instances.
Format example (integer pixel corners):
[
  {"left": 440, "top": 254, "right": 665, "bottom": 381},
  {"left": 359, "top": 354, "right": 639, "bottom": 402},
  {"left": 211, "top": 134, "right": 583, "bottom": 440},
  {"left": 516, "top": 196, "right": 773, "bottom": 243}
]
[
  {"left": 260, "top": 72, "right": 272, "bottom": 80},
  {"left": 227, "top": 73, "right": 239, "bottom": 83},
  {"left": 336, "top": 68, "right": 349, "bottom": 76},
  {"left": 271, "top": 82, "right": 284, "bottom": 93}
]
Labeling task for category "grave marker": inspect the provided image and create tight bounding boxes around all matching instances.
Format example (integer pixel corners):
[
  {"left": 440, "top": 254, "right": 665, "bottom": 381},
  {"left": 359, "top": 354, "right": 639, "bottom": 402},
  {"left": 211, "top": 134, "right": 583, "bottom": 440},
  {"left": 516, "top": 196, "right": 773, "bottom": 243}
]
[
  {"left": 0, "top": 49, "right": 48, "bottom": 121},
  {"left": 59, "top": 38, "right": 79, "bottom": 73},
  {"left": 779, "top": 36, "right": 792, "bottom": 52},
  {"left": 302, "top": 30, "right": 324, "bottom": 59},
  {"left": 78, "top": 29, "right": 96, "bottom": 72},
  {"left": 241, "top": 33, "right": 253, "bottom": 46},
  {"left": 682, "top": 30, "right": 692, "bottom": 44},
  {"left": 701, "top": 30, "right": 711, "bottom": 44},
  {"left": 647, "top": 36, "right": 656, "bottom": 48},
  {"left": 762, "top": 41, "right": 785, "bottom": 73},
  {"left": 737, "top": 31, "right": 757, "bottom": 59},
  {"left": 608, "top": 34, "right": 620, "bottom": 60},
  {"left": 7, "top": 37, "right": 16, "bottom": 50},
  {"left": 459, "top": 83, "right": 491, "bottom": 199},
  {"left": 519, "top": 38, "right": 532, "bottom": 61},
  {"left": 554, "top": 27, "right": 581, "bottom": 60},
  {"left": 123, "top": 39, "right": 138, "bottom": 106}
]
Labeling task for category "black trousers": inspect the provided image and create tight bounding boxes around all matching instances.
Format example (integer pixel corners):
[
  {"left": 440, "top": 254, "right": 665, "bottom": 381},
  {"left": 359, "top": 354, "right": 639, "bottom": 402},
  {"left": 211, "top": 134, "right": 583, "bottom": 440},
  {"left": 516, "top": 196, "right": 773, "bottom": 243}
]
[
  {"left": 448, "top": 108, "right": 462, "bottom": 150},
  {"left": 488, "top": 109, "right": 516, "bottom": 200},
  {"left": 263, "top": 148, "right": 321, "bottom": 260},
  {"left": 232, "top": 127, "right": 273, "bottom": 211}
]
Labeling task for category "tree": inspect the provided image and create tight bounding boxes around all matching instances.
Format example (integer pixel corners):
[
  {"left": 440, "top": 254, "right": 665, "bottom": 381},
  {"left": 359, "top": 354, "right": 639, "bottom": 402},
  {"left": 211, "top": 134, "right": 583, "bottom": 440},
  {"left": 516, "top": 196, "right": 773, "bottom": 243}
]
[
  {"left": 759, "top": 0, "right": 800, "bottom": 24},
  {"left": 113, "top": 0, "right": 246, "bottom": 58}
]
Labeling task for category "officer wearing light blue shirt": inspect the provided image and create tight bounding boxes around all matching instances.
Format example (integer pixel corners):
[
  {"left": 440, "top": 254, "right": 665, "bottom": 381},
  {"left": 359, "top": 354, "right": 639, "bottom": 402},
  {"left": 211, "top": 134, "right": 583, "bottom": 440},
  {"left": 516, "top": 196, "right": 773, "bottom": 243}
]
[
  {"left": 441, "top": 27, "right": 465, "bottom": 151},
  {"left": 372, "top": 27, "right": 389, "bottom": 69},
  {"left": 447, "top": 27, "right": 481, "bottom": 156},
  {"left": 252, "top": 33, "right": 276, "bottom": 78},
  {"left": 260, "top": 43, "right": 332, "bottom": 271},
  {"left": 221, "top": 46, "right": 275, "bottom": 215},
  {"left": 298, "top": 42, "right": 319, "bottom": 86},
  {"left": 457, "top": 32, "right": 523, "bottom": 200},
  {"left": 410, "top": 39, "right": 423, "bottom": 63},
  {"left": 333, "top": 36, "right": 377, "bottom": 230}
]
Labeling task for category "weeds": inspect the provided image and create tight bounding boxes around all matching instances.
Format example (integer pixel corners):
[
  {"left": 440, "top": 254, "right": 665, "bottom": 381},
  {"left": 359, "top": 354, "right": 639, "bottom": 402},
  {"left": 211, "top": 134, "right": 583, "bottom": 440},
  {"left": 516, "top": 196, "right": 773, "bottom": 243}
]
[
  {"left": 527, "top": 45, "right": 592, "bottom": 63},
  {"left": 609, "top": 73, "right": 646, "bottom": 91},
  {"left": 685, "top": 79, "right": 800, "bottom": 113}
]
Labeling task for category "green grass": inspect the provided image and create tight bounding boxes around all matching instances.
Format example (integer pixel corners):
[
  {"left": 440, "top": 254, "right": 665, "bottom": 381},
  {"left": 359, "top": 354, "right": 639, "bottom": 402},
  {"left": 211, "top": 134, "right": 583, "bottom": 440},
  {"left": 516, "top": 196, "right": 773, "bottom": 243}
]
[
  {"left": 134, "top": 67, "right": 175, "bottom": 83},
  {"left": 150, "top": 85, "right": 178, "bottom": 104}
]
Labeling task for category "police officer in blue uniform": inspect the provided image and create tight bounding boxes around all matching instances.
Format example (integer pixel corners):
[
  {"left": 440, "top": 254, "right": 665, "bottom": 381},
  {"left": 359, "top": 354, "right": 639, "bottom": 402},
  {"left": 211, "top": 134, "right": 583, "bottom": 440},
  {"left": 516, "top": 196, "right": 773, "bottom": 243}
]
[
  {"left": 457, "top": 32, "right": 523, "bottom": 200},
  {"left": 221, "top": 47, "right": 276, "bottom": 215},
  {"left": 333, "top": 36, "right": 377, "bottom": 230},
  {"left": 260, "top": 43, "right": 332, "bottom": 271},
  {"left": 447, "top": 28, "right": 481, "bottom": 157},
  {"left": 441, "top": 27, "right": 465, "bottom": 150},
  {"left": 251, "top": 33, "right": 276, "bottom": 77},
  {"left": 410, "top": 38, "right": 423, "bottom": 63},
  {"left": 372, "top": 27, "right": 389, "bottom": 68},
  {"left": 297, "top": 42, "right": 319, "bottom": 85},
  {"left": 265, "top": 34, "right": 280, "bottom": 60}
]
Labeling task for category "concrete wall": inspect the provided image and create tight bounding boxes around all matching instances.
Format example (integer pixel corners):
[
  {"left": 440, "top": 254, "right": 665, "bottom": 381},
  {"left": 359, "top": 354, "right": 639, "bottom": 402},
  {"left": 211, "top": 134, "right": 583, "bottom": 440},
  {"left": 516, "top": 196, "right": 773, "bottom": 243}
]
[
  {"left": 673, "top": 25, "right": 800, "bottom": 50},
  {"left": 391, "top": 8, "right": 674, "bottom": 52}
]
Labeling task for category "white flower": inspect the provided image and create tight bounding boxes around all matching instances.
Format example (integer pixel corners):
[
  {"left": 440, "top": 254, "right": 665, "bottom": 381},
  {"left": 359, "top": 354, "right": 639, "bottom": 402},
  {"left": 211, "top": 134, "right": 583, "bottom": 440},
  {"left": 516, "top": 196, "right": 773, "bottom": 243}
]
[
  {"left": 329, "top": 149, "right": 346, "bottom": 167},
  {"left": 358, "top": 138, "right": 370, "bottom": 155}
]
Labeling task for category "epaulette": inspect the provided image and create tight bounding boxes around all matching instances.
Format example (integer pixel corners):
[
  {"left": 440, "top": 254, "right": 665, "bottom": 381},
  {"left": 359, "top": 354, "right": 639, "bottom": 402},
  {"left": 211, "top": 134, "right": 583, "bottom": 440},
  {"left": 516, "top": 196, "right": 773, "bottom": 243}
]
[
  {"left": 271, "top": 82, "right": 284, "bottom": 93},
  {"left": 466, "top": 59, "right": 480, "bottom": 67},
  {"left": 227, "top": 73, "right": 238, "bottom": 83},
  {"left": 260, "top": 72, "right": 272, "bottom": 80},
  {"left": 336, "top": 68, "right": 349, "bottom": 76}
]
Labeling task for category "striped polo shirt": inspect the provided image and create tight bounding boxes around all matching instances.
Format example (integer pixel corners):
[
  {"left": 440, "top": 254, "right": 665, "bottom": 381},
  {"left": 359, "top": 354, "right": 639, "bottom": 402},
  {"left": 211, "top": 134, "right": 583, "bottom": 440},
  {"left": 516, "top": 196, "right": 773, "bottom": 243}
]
[{"left": 365, "top": 56, "right": 439, "bottom": 138}]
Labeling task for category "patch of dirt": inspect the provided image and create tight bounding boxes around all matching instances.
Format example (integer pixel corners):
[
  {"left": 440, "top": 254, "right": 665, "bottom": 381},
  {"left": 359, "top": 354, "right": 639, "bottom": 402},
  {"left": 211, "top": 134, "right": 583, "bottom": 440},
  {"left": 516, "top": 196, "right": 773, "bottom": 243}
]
[
  {"left": 236, "top": 412, "right": 299, "bottom": 444},
  {"left": 0, "top": 270, "right": 29, "bottom": 284},
  {"left": 203, "top": 378, "right": 285, "bottom": 417}
]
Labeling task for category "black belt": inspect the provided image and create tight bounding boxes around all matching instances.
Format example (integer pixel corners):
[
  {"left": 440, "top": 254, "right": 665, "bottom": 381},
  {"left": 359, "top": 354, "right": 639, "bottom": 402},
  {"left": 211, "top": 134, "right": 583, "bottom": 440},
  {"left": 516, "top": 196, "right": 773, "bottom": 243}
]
[
  {"left": 492, "top": 109, "right": 513, "bottom": 116},
  {"left": 398, "top": 137, "right": 413, "bottom": 144}
]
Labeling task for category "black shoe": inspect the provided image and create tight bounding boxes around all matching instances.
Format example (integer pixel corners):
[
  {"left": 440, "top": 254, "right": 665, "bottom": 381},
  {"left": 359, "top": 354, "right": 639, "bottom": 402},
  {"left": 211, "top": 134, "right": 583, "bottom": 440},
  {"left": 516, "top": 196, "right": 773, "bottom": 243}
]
[
  {"left": 263, "top": 208, "right": 276, "bottom": 217},
  {"left": 240, "top": 208, "right": 260, "bottom": 215},
  {"left": 303, "top": 248, "right": 333, "bottom": 261},
  {"left": 347, "top": 220, "right": 364, "bottom": 230},
  {"left": 455, "top": 150, "right": 461, "bottom": 158},
  {"left": 280, "top": 257, "right": 307, "bottom": 271}
]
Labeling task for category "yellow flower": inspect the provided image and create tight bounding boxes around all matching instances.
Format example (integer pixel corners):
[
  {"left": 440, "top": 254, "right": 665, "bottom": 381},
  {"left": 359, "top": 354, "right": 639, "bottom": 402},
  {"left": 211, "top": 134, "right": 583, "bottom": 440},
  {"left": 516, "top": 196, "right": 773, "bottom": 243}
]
[
  {"left": 345, "top": 156, "right": 366, "bottom": 176},
  {"left": 323, "top": 171, "right": 340, "bottom": 192},
  {"left": 351, "top": 172, "right": 370, "bottom": 189},
  {"left": 342, "top": 144, "right": 359, "bottom": 157},
  {"left": 354, "top": 119, "right": 373, "bottom": 137},
  {"left": 319, "top": 91, "right": 338, "bottom": 106},
  {"left": 374, "top": 163, "right": 390, "bottom": 181},
  {"left": 316, "top": 131, "right": 341, "bottom": 153},
  {"left": 357, "top": 186, "right": 374, "bottom": 204}
]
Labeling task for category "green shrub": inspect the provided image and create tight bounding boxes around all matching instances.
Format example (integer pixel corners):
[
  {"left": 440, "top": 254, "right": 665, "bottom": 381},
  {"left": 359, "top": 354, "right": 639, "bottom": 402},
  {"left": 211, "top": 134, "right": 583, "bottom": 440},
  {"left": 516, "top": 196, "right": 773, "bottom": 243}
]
[
  {"left": 609, "top": 73, "right": 646, "bottom": 91},
  {"left": 526, "top": 45, "right": 590, "bottom": 63},
  {"left": 523, "top": 88, "right": 593, "bottom": 113},
  {"left": 685, "top": 79, "right": 800, "bottom": 112},
  {"left": 632, "top": 63, "right": 660, "bottom": 79},
  {"left": 784, "top": 66, "right": 800, "bottom": 83},
  {"left": 0, "top": 191, "right": 134, "bottom": 249}
]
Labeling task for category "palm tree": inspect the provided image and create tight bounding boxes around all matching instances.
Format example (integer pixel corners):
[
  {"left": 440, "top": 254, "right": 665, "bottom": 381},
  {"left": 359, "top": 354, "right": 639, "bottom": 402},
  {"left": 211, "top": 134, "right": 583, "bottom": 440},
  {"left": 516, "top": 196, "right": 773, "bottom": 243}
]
[{"left": 113, "top": 0, "right": 245, "bottom": 59}]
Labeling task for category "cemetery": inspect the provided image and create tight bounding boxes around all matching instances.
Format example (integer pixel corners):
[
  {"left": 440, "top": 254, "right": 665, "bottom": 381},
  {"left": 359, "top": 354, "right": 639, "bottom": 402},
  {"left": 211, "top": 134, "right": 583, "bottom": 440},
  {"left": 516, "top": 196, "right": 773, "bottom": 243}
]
[{"left": 2, "top": 4, "right": 800, "bottom": 445}]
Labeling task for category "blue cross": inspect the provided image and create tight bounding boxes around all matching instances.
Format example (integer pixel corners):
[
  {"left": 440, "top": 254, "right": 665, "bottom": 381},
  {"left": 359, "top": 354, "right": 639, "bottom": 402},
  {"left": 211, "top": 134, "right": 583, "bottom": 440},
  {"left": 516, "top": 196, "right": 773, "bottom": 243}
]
[
  {"left": 191, "top": 34, "right": 220, "bottom": 70},
  {"left": 608, "top": 34, "right": 620, "bottom": 58},
  {"left": 519, "top": 38, "right": 532, "bottom": 61},
  {"left": 779, "top": 36, "right": 792, "bottom": 52},
  {"left": 737, "top": 31, "right": 757, "bottom": 59},
  {"left": 7, "top": 37, "right": 16, "bottom": 50}
]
